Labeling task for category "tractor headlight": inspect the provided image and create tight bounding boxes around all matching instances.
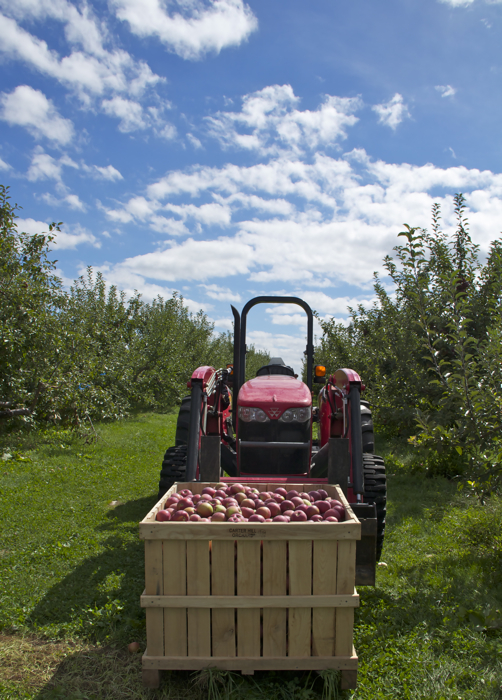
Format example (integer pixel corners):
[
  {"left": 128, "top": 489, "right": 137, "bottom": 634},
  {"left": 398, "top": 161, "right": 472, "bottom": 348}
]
[
  {"left": 238, "top": 406, "right": 270, "bottom": 423},
  {"left": 279, "top": 407, "right": 311, "bottom": 423}
]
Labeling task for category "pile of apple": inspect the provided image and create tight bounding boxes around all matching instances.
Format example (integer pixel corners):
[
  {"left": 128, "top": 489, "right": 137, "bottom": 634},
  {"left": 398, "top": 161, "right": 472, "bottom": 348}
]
[{"left": 156, "top": 483, "right": 346, "bottom": 523}]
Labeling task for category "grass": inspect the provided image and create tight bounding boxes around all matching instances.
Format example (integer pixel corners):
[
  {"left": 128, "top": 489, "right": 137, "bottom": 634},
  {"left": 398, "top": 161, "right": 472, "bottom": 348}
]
[{"left": 0, "top": 417, "right": 501, "bottom": 699}]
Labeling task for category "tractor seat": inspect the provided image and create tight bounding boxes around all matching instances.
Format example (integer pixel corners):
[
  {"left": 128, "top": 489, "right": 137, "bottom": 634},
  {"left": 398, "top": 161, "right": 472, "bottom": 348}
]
[{"left": 256, "top": 357, "right": 295, "bottom": 377}]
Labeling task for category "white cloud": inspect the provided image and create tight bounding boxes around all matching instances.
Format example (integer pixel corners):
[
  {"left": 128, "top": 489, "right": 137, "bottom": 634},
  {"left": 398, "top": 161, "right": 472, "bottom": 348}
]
[
  {"left": 435, "top": 84, "right": 456, "bottom": 98},
  {"left": 213, "top": 317, "right": 234, "bottom": 331},
  {"left": 187, "top": 133, "right": 203, "bottom": 149},
  {"left": 102, "top": 96, "right": 148, "bottom": 132},
  {"left": 372, "top": 93, "right": 410, "bottom": 130},
  {"left": 89, "top": 164, "right": 123, "bottom": 181},
  {"left": 0, "top": 4, "right": 163, "bottom": 123},
  {"left": 119, "top": 236, "right": 255, "bottom": 281},
  {"left": 103, "top": 196, "right": 231, "bottom": 232},
  {"left": 107, "top": 149, "right": 502, "bottom": 291},
  {"left": 207, "top": 85, "right": 361, "bottom": 154},
  {"left": 17, "top": 218, "right": 99, "bottom": 248},
  {"left": 200, "top": 284, "right": 242, "bottom": 302},
  {"left": 246, "top": 330, "right": 307, "bottom": 373},
  {"left": 27, "top": 147, "right": 78, "bottom": 182},
  {"left": 0, "top": 85, "right": 74, "bottom": 144},
  {"left": 0, "top": 156, "right": 10, "bottom": 170},
  {"left": 439, "top": 0, "right": 475, "bottom": 5},
  {"left": 101, "top": 96, "right": 176, "bottom": 135},
  {"left": 40, "top": 191, "right": 87, "bottom": 211},
  {"left": 111, "top": 0, "right": 258, "bottom": 60},
  {"left": 158, "top": 123, "right": 177, "bottom": 140}
]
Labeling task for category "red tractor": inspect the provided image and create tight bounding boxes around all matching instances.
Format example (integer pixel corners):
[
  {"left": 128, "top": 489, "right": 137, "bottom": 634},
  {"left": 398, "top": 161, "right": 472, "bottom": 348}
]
[{"left": 158, "top": 296, "right": 386, "bottom": 584}]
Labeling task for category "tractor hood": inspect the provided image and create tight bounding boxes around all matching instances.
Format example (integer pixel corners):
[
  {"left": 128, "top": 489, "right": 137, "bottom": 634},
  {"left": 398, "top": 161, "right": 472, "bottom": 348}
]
[{"left": 237, "top": 375, "right": 311, "bottom": 419}]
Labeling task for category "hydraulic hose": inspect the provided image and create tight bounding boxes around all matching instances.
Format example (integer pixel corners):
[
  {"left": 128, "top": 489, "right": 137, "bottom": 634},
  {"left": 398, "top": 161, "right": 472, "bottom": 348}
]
[
  {"left": 186, "top": 381, "right": 203, "bottom": 482},
  {"left": 349, "top": 383, "right": 364, "bottom": 495}
]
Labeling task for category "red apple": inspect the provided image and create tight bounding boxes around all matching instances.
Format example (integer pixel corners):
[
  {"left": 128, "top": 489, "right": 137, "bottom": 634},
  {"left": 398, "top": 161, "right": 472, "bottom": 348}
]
[
  {"left": 189, "top": 514, "right": 201, "bottom": 521},
  {"left": 267, "top": 502, "right": 281, "bottom": 517},
  {"left": 323, "top": 509, "right": 340, "bottom": 520},
  {"left": 172, "top": 510, "right": 189, "bottom": 521},
  {"left": 223, "top": 497, "right": 238, "bottom": 507},
  {"left": 273, "top": 515, "right": 289, "bottom": 522},
  {"left": 286, "top": 490, "right": 299, "bottom": 500},
  {"left": 324, "top": 516, "right": 338, "bottom": 522},
  {"left": 318, "top": 489, "right": 329, "bottom": 500},
  {"left": 311, "top": 514, "right": 323, "bottom": 522},
  {"left": 241, "top": 498, "right": 256, "bottom": 509},
  {"left": 290, "top": 510, "right": 307, "bottom": 522},
  {"left": 248, "top": 514, "right": 265, "bottom": 523},
  {"left": 257, "top": 506, "right": 271, "bottom": 519},
  {"left": 156, "top": 510, "right": 171, "bottom": 521},
  {"left": 274, "top": 487, "right": 288, "bottom": 498},
  {"left": 179, "top": 489, "right": 192, "bottom": 497},
  {"left": 315, "top": 500, "right": 331, "bottom": 514},
  {"left": 211, "top": 512, "right": 226, "bottom": 521},
  {"left": 280, "top": 500, "right": 294, "bottom": 512},
  {"left": 241, "top": 507, "right": 255, "bottom": 518},
  {"left": 283, "top": 509, "right": 294, "bottom": 518},
  {"left": 308, "top": 490, "right": 321, "bottom": 502}
]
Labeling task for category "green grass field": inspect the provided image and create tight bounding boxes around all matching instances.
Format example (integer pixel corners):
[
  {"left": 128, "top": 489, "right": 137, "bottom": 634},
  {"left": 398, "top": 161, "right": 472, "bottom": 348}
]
[{"left": 0, "top": 414, "right": 501, "bottom": 699}]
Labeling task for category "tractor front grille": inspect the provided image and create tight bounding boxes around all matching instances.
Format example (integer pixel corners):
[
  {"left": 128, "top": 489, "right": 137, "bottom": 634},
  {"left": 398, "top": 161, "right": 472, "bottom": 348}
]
[{"left": 238, "top": 420, "right": 310, "bottom": 475}]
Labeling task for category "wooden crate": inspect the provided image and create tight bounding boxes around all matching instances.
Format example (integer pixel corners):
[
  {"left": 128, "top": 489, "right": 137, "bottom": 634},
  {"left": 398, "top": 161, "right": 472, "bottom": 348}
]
[{"left": 139, "top": 482, "right": 360, "bottom": 690}]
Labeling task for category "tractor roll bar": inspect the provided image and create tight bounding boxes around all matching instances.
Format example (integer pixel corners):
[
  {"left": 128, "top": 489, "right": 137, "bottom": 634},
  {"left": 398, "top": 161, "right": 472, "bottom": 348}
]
[
  {"left": 233, "top": 296, "right": 315, "bottom": 403},
  {"left": 230, "top": 305, "right": 241, "bottom": 430}
]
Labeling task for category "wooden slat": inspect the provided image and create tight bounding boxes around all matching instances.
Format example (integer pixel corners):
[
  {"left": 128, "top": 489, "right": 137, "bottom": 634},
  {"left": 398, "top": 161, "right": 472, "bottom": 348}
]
[
  {"left": 211, "top": 540, "right": 236, "bottom": 657},
  {"left": 140, "top": 521, "right": 361, "bottom": 540},
  {"left": 186, "top": 540, "right": 211, "bottom": 656},
  {"left": 163, "top": 540, "right": 187, "bottom": 657},
  {"left": 144, "top": 540, "right": 164, "bottom": 657},
  {"left": 335, "top": 540, "right": 356, "bottom": 657},
  {"left": 312, "top": 540, "right": 338, "bottom": 657},
  {"left": 142, "top": 654, "right": 358, "bottom": 671},
  {"left": 237, "top": 540, "right": 261, "bottom": 658},
  {"left": 262, "top": 541, "right": 287, "bottom": 657},
  {"left": 288, "top": 540, "right": 312, "bottom": 657},
  {"left": 141, "top": 593, "right": 359, "bottom": 608}
]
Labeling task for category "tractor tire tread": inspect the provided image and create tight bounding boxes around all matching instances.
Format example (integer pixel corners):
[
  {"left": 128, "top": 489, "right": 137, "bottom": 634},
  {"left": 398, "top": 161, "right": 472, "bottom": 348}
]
[
  {"left": 363, "top": 453, "right": 387, "bottom": 561},
  {"left": 158, "top": 445, "right": 187, "bottom": 498}
]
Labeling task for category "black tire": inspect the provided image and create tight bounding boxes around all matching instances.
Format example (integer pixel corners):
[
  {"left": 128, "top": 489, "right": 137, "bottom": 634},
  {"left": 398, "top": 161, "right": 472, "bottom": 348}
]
[
  {"left": 175, "top": 396, "right": 191, "bottom": 446},
  {"left": 361, "top": 402, "right": 375, "bottom": 454},
  {"left": 158, "top": 445, "right": 187, "bottom": 498},
  {"left": 363, "top": 453, "right": 386, "bottom": 561}
]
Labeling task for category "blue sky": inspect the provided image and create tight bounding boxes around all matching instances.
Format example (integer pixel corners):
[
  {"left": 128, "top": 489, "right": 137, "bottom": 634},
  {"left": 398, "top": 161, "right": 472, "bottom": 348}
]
[{"left": 1, "top": 0, "right": 501, "bottom": 370}]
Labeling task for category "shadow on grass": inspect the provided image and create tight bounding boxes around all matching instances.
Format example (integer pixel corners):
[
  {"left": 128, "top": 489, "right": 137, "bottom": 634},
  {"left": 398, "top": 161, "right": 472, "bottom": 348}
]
[
  {"left": 27, "top": 494, "right": 161, "bottom": 644},
  {"left": 31, "top": 644, "right": 200, "bottom": 700}
]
